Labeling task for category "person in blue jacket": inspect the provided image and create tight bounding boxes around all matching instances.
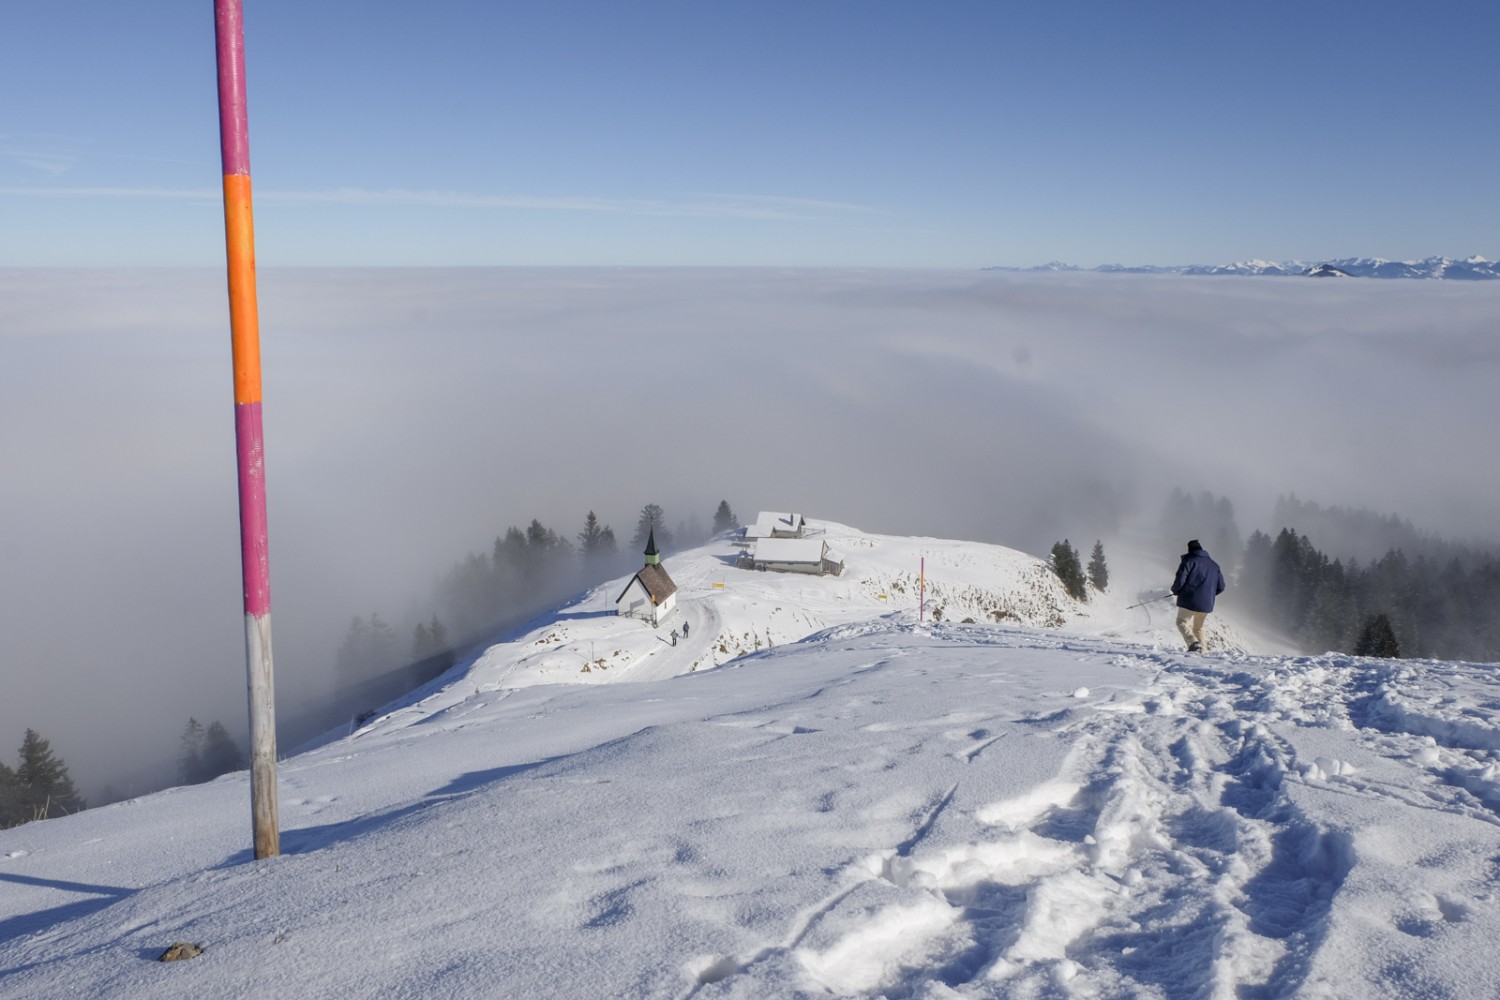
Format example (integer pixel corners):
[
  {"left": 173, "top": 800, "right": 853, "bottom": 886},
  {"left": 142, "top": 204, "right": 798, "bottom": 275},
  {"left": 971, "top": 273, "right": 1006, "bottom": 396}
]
[{"left": 1171, "top": 539, "right": 1225, "bottom": 652}]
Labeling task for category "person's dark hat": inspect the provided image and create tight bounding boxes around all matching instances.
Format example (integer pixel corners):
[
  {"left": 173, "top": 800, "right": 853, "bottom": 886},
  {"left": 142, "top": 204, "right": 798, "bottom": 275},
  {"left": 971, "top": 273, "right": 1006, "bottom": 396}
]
[{"left": 1187, "top": 539, "right": 1202, "bottom": 552}]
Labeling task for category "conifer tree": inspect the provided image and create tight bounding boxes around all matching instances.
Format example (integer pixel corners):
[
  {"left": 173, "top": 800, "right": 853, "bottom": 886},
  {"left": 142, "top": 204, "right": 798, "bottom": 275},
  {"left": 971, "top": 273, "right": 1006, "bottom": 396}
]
[
  {"left": 336, "top": 615, "right": 371, "bottom": 679},
  {"left": 525, "top": 519, "right": 572, "bottom": 568},
  {"left": 494, "top": 526, "right": 528, "bottom": 579},
  {"left": 337, "top": 613, "right": 399, "bottom": 681},
  {"left": 1354, "top": 613, "right": 1401, "bottom": 657},
  {"left": 1239, "top": 530, "right": 1276, "bottom": 619},
  {"left": 578, "top": 510, "right": 606, "bottom": 555},
  {"left": 1087, "top": 541, "right": 1110, "bottom": 591},
  {"left": 712, "top": 500, "right": 739, "bottom": 535},
  {"left": 1051, "top": 540, "right": 1089, "bottom": 602},
  {"left": 632, "top": 504, "right": 673, "bottom": 551},
  {"left": 411, "top": 614, "right": 451, "bottom": 660},
  {"left": 178, "top": 717, "right": 207, "bottom": 785},
  {"left": 16, "top": 728, "right": 85, "bottom": 819},
  {"left": 367, "top": 613, "right": 397, "bottom": 669},
  {"left": 0, "top": 759, "right": 24, "bottom": 828},
  {"left": 201, "top": 722, "right": 246, "bottom": 779},
  {"left": 1211, "top": 496, "right": 1242, "bottom": 575},
  {"left": 578, "top": 511, "right": 622, "bottom": 576}
]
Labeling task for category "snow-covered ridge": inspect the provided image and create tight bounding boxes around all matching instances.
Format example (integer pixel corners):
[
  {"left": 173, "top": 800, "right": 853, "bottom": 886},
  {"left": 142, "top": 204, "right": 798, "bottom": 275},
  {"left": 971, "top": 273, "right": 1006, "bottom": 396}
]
[
  {"left": 463, "top": 520, "right": 1086, "bottom": 692},
  {"left": 985, "top": 255, "right": 1500, "bottom": 279},
  {"left": 8, "top": 521, "right": 1499, "bottom": 998},
  {"left": 457, "top": 519, "right": 1251, "bottom": 696}
]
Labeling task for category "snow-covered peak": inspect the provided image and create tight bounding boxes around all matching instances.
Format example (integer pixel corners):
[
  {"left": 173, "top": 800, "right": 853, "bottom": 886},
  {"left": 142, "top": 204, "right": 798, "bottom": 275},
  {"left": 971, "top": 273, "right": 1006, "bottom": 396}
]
[{"left": 987, "top": 256, "right": 1500, "bottom": 279}]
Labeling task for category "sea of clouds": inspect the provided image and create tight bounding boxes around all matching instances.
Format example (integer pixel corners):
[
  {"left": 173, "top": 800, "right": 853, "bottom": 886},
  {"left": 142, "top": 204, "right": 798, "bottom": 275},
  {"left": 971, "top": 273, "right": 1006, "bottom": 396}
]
[{"left": 3, "top": 267, "right": 1497, "bottom": 796}]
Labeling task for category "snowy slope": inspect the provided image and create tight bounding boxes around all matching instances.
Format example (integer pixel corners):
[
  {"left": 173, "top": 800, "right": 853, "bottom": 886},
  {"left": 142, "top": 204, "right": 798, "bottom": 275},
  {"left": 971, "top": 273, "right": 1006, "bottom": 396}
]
[
  {"left": 463, "top": 521, "right": 1114, "bottom": 692},
  {"left": 453, "top": 520, "right": 1253, "bottom": 698},
  {"left": 4, "top": 523, "right": 1498, "bottom": 999}
]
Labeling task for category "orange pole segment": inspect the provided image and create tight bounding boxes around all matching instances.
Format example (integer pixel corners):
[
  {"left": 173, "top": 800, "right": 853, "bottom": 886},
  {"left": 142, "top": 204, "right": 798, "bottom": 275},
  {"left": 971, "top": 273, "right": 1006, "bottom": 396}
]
[{"left": 222, "top": 173, "right": 262, "bottom": 404}]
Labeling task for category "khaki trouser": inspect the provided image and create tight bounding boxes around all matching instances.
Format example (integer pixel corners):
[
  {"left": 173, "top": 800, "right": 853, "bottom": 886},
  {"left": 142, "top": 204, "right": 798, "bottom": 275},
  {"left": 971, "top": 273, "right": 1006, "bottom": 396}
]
[{"left": 1176, "top": 608, "right": 1208, "bottom": 649}]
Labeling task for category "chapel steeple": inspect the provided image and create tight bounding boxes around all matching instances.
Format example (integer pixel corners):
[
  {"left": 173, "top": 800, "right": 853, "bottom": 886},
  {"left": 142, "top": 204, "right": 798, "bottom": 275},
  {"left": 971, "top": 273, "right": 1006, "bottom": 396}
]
[{"left": 615, "top": 525, "right": 677, "bottom": 626}]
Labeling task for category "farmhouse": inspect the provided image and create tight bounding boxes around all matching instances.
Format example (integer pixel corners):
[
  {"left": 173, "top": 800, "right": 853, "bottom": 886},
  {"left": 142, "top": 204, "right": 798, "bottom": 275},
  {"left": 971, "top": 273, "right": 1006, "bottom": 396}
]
[
  {"left": 741, "top": 511, "right": 807, "bottom": 543},
  {"left": 740, "top": 537, "right": 844, "bottom": 577},
  {"left": 615, "top": 529, "right": 678, "bottom": 627}
]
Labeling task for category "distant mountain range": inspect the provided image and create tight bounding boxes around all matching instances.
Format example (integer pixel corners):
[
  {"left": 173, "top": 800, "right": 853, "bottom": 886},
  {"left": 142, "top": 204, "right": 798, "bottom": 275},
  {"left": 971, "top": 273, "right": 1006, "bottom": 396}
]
[{"left": 985, "top": 255, "right": 1500, "bottom": 280}]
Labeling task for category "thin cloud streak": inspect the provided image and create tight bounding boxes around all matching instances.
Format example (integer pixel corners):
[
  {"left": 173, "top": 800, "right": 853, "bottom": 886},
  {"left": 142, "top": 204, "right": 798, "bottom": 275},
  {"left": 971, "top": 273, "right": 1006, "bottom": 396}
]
[
  {"left": 0, "top": 133, "right": 216, "bottom": 175},
  {"left": 1, "top": 133, "right": 85, "bottom": 176},
  {"left": 0, "top": 186, "right": 217, "bottom": 199},
  {"left": 0, "top": 185, "right": 882, "bottom": 220}
]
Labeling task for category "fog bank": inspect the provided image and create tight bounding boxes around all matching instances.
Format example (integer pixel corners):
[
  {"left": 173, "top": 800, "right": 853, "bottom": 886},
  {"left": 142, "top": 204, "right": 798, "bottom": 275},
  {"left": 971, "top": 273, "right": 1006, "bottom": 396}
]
[{"left": 3, "top": 267, "right": 1497, "bottom": 798}]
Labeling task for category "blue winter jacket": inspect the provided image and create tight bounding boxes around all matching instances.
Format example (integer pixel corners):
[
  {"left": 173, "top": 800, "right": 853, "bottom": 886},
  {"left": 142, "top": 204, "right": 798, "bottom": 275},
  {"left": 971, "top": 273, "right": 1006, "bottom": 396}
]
[{"left": 1172, "top": 548, "right": 1226, "bottom": 613}]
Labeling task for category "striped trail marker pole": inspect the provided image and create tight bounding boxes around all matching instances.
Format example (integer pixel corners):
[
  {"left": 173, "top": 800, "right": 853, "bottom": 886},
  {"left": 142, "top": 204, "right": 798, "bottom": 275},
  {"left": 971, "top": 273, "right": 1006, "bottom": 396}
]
[{"left": 215, "top": 0, "right": 279, "bottom": 860}]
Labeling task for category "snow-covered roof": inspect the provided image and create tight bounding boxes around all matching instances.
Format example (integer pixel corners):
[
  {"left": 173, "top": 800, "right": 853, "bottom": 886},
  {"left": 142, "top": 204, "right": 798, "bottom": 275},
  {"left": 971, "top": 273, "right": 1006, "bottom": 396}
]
[
  {"left": 753, "top": 511, "right": 804, "bottom": 531},
  {"left": 615, "top": 562, "right": 677, "bottom": 604},
  {"left": 751, "top": 537, "right": 826, "bottom": 564}
]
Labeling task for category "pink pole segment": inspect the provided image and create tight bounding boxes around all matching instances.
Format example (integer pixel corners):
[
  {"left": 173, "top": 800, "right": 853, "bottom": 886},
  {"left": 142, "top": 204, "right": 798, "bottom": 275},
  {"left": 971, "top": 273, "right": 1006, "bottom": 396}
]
[
  {"left": 215, "top": 1, "right": 251, "bottom": 176},
  {"left": 234, "top": 402, "right": 271, "bottom": 617}
]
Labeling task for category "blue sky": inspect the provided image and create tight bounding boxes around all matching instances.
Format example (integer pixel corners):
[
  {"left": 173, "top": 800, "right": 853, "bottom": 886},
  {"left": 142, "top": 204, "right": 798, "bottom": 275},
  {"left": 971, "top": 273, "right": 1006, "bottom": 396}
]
[{"left": 3, "top": 1, "right": 1496, "bottom": 267}]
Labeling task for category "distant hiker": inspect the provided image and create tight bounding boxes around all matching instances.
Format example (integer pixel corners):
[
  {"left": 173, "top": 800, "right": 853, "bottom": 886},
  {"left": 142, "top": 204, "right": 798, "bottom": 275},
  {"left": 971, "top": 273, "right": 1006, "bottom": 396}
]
[
  {"left": 670, "top": 629, "right": 678, "bottom": 647},
  {"left": 682, "top": 622, "right": 690, "bottom": 638},
  {"left": 1171, "top": 539, "right": 1226, "bottom": 652}
]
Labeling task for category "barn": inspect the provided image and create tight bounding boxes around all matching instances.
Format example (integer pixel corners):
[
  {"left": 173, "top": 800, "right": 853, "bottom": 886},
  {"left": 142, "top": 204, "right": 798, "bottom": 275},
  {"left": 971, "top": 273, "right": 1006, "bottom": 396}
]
[{"left": 740, "top": 537, "right": 844, "bottom": 576}]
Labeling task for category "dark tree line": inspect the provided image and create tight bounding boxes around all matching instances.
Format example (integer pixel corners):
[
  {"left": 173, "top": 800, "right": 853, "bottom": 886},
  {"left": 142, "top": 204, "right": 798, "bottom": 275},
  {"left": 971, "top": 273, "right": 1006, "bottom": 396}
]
[
  {"left": 434, "top": 515, "right": 605, "bottom": 644},
  {"left": 1271, "top": 494, "right": 1500, "bottom": 567},
  {"left": 334, "top": 501, "right": 742, "bottom": 685},
  {"left": 1238, "top": 526, "right": 1500, "bottom": 661},
  {"left": 1156, "top": 486, "right": 1500, "bottom": 660},
  {"left": 0, "top": 728, "right": 85, "bottom": 828},
  {"left": 428, "top": 500, "right": 739, "bottom": 647}
]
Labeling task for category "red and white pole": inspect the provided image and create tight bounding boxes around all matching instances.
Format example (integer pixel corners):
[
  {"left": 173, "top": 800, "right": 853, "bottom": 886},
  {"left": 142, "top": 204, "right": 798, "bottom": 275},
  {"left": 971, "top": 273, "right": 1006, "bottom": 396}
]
[
  {"left": 920, "top": 557, "right": 925, "bottom": 623},
  {"left": 215, "top": 0, "right": 279, "bottom": 859}
]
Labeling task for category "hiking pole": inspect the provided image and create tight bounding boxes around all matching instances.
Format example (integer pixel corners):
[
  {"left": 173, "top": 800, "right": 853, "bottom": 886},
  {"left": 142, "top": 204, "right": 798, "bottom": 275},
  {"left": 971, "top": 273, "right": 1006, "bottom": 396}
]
[{"left": 1126, "top": 593, "right": 1174, "bottom": 610}]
